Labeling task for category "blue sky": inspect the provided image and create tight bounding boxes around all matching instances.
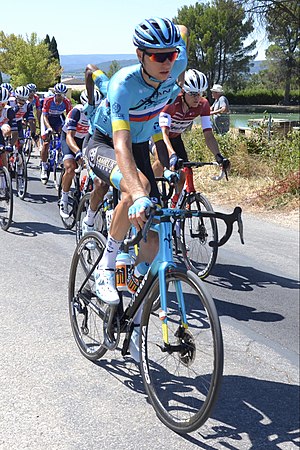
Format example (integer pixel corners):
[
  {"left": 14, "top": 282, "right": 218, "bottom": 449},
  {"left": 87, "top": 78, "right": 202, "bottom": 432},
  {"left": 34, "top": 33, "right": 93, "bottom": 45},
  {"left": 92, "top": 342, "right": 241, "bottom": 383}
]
[{"left": 4, "top": 0, "right": 267, "bottom": 59}]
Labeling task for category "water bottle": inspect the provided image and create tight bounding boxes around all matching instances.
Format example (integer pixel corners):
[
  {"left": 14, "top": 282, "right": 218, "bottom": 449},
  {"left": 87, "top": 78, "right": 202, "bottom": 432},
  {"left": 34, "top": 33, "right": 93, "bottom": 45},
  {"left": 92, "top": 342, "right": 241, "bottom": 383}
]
[
  {"left": 127, "top": 262, "right": 150, "bottom": 294},
  {"left": 115, "top": 251, "right": 133, "bottom": 291}
]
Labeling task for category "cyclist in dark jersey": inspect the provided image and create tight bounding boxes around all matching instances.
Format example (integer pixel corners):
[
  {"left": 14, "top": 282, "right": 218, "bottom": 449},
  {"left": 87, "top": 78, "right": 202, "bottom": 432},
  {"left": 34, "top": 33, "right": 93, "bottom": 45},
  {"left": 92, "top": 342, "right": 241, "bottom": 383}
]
[{"left": 85, "top": 17, "right": 189, "bottom": 307}]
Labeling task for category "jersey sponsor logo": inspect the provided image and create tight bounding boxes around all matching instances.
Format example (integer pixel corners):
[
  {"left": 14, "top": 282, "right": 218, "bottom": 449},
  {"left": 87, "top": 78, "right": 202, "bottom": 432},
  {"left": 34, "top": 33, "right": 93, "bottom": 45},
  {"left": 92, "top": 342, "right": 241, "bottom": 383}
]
[{"left": 112, "top": 102, "right": 121, "bottom": 114}]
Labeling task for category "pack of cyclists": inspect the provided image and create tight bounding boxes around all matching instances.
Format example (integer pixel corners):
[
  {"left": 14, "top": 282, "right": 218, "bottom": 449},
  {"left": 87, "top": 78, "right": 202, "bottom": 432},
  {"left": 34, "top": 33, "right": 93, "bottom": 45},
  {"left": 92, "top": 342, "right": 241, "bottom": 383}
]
[{"left": 1, "top": 18, "right": 230, "bottom": 361}]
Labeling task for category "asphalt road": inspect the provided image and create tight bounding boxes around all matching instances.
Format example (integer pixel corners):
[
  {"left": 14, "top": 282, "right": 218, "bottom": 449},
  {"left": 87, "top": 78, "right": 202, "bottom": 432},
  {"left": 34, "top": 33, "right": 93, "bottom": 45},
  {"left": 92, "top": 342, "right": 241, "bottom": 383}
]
[{"left": 0, "top": 152, "right": 299, "bottom": 450}]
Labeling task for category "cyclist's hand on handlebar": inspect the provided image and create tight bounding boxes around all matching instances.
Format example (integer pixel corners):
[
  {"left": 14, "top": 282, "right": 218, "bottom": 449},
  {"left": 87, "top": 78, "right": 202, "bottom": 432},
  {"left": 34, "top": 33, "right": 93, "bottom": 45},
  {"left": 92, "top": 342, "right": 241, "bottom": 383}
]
[
  {"left": 75, "top": 150, "right": 83, "bottom": 162},
  {"left": 169, "top": 153, "right": 179, "bottom": 171},
  {"left": 128, "top": 196, "right": 153, "bottom": 230},
  {"left": 46, "top": 127, "right": 53, "bottom": 135},
  {"left": 163, "top": 169, "right": 180, "bottom": 186}
]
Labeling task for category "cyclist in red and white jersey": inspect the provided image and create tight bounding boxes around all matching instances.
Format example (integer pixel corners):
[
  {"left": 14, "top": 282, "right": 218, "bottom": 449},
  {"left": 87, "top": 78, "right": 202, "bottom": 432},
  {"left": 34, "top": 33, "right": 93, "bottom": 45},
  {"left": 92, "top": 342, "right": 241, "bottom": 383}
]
[
  {"left": 40, "top": 82, "right": 72, "bottom": 182},
  {"left": 9, "top": 86, "right": 35, "bottom": 147},
  {"left": 153, "top": 69, "right": 230, "bottom": 202},
  {"left": 58, "top": 89, "right": 103, "bottom": 219},
  {"left": 0, "top": 87, "right": 16, "bottom": 195},
  {"left": 26, "top": 83, "right": 42, "bottom": 135}
]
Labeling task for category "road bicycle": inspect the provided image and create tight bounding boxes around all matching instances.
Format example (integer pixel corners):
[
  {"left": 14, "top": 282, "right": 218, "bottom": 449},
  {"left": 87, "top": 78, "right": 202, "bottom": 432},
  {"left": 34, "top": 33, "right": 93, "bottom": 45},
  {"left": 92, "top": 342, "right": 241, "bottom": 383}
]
[
  {"left": 57, "top": 164, "right": 96, "bottom": 230},
  {"left": 41, "top": 132, "right": 63, "bottom": 187},
  {"left": 156, "top": 160, "right": 227, "bottom": 279},
  {"left": 75, "top": 182, "right": 116, "bottom": 244},
  {"left": 8, "top": 140, "right": 28, "bottom": 200},
  {"left": 0, "top": 147, "right": 13, "bottom": 231},
  {"left": 22, "top": 124, "right": 38, "bottom": 164},
  {"left": 68, "top": 204, "right": 244, "bottom": 433}
]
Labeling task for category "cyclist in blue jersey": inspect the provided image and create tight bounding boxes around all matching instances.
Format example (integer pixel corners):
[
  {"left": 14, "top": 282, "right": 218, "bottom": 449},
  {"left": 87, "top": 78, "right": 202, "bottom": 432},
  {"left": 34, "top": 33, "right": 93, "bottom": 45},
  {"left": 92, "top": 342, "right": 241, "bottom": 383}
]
[
  {"left": 59, "top": 89, "right": 103, "bottom": 219},
  {"left": 85, "top": 17, "right": 189, "bottom": 312}
]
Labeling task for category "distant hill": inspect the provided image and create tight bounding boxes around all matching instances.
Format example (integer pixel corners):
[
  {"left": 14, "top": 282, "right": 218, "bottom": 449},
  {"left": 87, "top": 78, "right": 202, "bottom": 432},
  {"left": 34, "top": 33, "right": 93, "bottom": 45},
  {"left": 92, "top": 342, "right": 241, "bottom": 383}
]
[
  {"left": 250, "top": 60, "right": 265, "bottom": 74},
  {"left": 60, "top": 54, "right": 137, "bottom": 76}
]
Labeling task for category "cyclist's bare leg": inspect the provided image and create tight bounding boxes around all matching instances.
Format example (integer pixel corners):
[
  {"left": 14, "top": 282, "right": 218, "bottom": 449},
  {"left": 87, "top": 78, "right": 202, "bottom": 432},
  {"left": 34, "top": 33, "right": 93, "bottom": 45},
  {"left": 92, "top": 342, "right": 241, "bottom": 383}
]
[
  {"left": 41, "top": 141, "right": 50, "bottom": 163},
  {"left": 109, "top": 174, "right": 158, "bottom": 264},
  {"left": 90, "top": 177, "right": 108, "bottom": 211},
  {"left": 62, "top": 158, "right": 77, "bottom": 192}
]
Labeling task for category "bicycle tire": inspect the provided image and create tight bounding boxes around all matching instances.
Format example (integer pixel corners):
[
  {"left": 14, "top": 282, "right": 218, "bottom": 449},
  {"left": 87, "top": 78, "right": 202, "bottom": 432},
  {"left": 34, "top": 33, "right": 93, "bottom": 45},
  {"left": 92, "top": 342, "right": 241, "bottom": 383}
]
[
  {"left": 75, "top": 193, "right": 105, "bottom": 245},
  {"left": 57, "top": 168, "right": 77, "bottom": 230},
  {"left": 25, "top": 138, "right": 33, "bottom": 164},
  {"left": 69, "top": 231, "right": 108, "bottom": 361},
  {"left": 180, "top": 192, "right": 218, "bottom": 279},
  {"left": 0, "top": 166, "right": 13, "bottom": 231},
  {"left": 16, "top": 151, "right": 28, "bottom": 200},
  {"left": 140, "top": 268, "right": 223, "bottom": 434}
]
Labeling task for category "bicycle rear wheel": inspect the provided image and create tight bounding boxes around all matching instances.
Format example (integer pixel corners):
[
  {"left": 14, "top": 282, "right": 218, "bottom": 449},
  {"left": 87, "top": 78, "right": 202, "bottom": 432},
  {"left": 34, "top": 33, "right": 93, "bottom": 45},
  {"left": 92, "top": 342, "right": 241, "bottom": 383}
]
[
  {"left": 140, "top": 268, "right": 223, "bottom": 434},
  {"left": 16, "top": 151, "right": 28, "bottom": 200},
  {"left": 180, "top": 193, "right": 218, "bottom": 279},
  {"left": 57, "top": 169, "right": 78, "bottom": 230},
  {"left": 0, "top": 166, "right": 13, "bottom": 231},
  {"left": 69, "top": 231, "right": 108, "bottom": 361}
]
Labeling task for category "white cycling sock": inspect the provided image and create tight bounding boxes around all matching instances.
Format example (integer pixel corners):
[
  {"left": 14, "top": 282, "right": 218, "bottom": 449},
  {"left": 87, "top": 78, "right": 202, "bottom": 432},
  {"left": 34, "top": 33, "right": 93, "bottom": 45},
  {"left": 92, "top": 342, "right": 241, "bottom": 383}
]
[
  {"left": 84, "top": 206, "right": 96, "bottom": 226},
  {"left": 98, "top": 233, "right": 123, "bottom": 270},
  {"left": 61, "top": 191, "right": 69, "bottom": 203}
]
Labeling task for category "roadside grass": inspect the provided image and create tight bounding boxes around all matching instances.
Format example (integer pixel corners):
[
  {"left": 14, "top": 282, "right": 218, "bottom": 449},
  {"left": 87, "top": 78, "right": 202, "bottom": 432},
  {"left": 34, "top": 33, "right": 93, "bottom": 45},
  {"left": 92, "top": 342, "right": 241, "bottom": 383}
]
[{"left": 183, "top": 127, "right": 299, "bottom": 225}]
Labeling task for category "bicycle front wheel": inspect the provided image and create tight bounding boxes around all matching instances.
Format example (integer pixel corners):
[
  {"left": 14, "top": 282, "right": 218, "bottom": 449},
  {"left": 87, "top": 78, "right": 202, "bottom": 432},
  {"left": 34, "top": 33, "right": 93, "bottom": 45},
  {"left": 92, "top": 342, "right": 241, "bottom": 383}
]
[
  {"left": 16, "top": 151, "right": 28, "bottom": 200},
  {"left": 140, "top": 269, "right": 223, "bottom": 434},
  {"left": 0, "top": 166, "right": 13, "bottom": 231},
  {"left": 180, "top": 193, "right": 218, "bottom": 279},
  {"left": 69, "top": 231, "right": 108, "bottom": 361}
]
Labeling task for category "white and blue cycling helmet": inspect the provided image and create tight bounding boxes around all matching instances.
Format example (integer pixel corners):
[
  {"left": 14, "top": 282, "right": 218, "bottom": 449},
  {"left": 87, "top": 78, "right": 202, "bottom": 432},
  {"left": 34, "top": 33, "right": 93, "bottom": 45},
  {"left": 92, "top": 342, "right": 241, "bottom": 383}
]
[
  {"left": 1, "top": 83, "right": 13, "bottom": 94},
  {"left": 183, "top": 70, "right": 208, "bottom": 94},
  {"left": 133, "top": 17, "right": 181, "bottom": 49},
  {"left": 15, "top": 86, "right": 30, "bottom": 100},
  {"left": 0, "top": 87, "right": 10, "bottom": 102},
  {"left": 54, "top": 83, "right": 68, "bottom": 94},
  {"left": 27, "top": 83, "right": 37, "bottom": 93},
  {"left": 80, "top": 89, "right": 102, "bottom": 106}
]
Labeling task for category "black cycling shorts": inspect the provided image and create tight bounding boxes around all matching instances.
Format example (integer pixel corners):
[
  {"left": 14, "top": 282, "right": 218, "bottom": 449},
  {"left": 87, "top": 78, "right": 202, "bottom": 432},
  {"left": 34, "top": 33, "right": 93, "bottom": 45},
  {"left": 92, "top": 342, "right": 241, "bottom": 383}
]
[{"left": 86, "top": 128, "right": 160, "bottom": 202}]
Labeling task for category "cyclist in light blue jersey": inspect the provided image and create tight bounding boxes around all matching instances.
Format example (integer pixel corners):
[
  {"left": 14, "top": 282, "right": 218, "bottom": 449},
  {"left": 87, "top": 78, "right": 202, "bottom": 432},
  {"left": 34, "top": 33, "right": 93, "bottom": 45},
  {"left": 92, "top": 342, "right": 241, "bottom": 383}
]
[{"left": 85, "top": 17, "right": 189, "bottom": 309}]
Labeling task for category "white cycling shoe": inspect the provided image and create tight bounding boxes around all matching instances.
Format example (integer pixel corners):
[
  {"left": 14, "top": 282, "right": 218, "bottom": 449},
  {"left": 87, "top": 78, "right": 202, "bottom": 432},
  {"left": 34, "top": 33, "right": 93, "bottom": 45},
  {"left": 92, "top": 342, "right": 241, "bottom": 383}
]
[
  {"left": 94, "top": 267, "right": 120, "bottom": 306},
  {"left": 60, "top": 201, "right": 69, "bottom": 219},
  {"left": 82, "top": 220, "right": 96, "bottom": 249}
]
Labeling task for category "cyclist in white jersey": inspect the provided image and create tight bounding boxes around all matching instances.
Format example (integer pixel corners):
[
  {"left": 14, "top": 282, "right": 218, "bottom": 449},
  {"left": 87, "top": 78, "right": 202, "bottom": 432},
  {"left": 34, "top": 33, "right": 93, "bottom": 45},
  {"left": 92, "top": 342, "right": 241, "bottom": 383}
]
[{"left": 85, "top": 17, "right": 189, "bottom": 310}]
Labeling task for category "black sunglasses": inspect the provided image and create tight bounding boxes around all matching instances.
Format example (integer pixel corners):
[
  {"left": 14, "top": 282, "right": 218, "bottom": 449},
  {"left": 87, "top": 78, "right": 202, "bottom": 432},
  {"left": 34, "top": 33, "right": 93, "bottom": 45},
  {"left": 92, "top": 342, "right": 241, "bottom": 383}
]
[{"left": 143, "top": 49, "right": 178, "bottom": 63}]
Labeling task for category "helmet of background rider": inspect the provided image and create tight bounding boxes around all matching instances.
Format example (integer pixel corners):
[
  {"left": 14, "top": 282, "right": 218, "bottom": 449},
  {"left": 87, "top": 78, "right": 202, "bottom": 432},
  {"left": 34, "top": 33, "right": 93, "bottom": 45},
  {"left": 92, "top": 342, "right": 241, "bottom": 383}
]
[
  {"left": 26, "top": 83, "right": 37, "bottom": 93},
  {"left": 183, "top": 70, "right": 208, "bottom": 94},
  {"left": 54, "top": 83, "right": 68, "bottom": 95},
  {"left": 0, "top": 86, "right": 10, "bottom": 103},
  {"left": 80, "top": 89, "right": 102, "bottom": 106},
  {"left": 1, "top": 83, "right": 14, "bottom": 94},
  {"left": 14, "top": 86, "right": 30, "bottom": 101}
]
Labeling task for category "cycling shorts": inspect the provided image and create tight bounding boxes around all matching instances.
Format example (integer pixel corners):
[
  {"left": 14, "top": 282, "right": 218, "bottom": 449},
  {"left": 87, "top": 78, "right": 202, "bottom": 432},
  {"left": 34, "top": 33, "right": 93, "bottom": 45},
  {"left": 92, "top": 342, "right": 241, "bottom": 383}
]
[
  {"left": 169, "top": 135, "right": 188, "bottom": 162},
  {"left": 61, "top": 130, "right": 84, "bottom": 161},
  {"left": 86, "top": 128, "right": 160, "bottom": 202}
]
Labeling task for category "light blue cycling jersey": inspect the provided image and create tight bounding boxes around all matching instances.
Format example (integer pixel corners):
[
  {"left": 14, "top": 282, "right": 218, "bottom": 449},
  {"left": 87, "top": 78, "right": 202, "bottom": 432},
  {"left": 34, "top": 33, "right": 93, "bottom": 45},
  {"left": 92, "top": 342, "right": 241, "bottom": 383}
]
[{"left": 92, "top": 40, "right": 187, "bottom": 144}]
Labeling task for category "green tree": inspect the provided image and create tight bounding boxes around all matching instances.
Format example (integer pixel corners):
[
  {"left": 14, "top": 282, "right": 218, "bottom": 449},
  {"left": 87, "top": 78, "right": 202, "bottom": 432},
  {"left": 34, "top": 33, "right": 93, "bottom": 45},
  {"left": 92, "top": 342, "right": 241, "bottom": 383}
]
[
  {"left": 107, "top": 60, "right": 121, "bottom": 78},
  {"left": 0, "top": 32, "right": 61, "bottom": 90},
  {"left": 264, "top": 3, "right": 299, "bottom": 103},
  {"left": 49, "top": 36, "right": 60, "bottom": 61},
  {"left": 175, "top": 0, "right": 256, "bottom": 93}
]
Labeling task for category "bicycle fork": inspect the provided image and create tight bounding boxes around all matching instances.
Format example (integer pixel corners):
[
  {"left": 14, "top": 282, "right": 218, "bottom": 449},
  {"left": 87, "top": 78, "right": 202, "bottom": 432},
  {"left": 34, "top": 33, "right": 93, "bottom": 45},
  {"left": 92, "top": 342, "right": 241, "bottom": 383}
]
[{"left": 153, "top": 219, "right": 189, "bottom": 347}]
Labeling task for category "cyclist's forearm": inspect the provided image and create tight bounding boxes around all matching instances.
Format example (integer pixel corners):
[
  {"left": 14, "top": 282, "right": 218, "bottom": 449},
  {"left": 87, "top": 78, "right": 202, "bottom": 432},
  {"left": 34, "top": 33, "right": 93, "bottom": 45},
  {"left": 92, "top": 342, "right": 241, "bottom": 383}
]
[
  {"left": 66, "top": 131, "right": 80, "bottom": 154},
  {"left": 43, "top": 114, "right": 51, "bottom": 130},
  {"left": 204, "top": 130, "right": 220, "bottom": 157},
  {"left": 161, "top": 128, "right": 175, "bottom": 160}
]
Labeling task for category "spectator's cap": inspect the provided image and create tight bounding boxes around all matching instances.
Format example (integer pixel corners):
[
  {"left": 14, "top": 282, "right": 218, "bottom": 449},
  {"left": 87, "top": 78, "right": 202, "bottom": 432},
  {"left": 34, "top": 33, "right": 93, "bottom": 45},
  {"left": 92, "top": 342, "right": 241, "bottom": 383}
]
[{"left": 211, "top": 84, "right": 224, "bottom": 93}]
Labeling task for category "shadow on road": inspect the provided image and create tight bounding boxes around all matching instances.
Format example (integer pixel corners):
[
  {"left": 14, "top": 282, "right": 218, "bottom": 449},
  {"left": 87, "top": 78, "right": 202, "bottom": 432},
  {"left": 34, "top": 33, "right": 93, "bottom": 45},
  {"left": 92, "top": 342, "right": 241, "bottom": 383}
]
[
  {"left": 91, "top": 356, "right": 299, "bottom": 448},
  {"left": 193, "top": 375, "right": 299, "bottom": 449},
  {"left": 214, "top": 298, "right": 284, "bottom": 323},
  {"left": 206, "top": 263, "right": 299, "bottom": 292},
  {"left": 7, "top": 220, "right": 74, "bottom": 237}
]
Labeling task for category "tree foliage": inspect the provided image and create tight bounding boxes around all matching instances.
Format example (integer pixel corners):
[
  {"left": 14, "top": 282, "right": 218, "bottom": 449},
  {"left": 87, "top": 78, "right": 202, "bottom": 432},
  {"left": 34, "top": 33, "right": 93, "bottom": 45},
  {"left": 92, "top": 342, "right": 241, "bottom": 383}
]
[
  {"left": 107, "top": 60, "right": 121, "bottom": 78},
  {"left": 0, "top": 32, "right": 62, "bottom": 90},
  {"left": 175, "top": 0, "right": 257, "bottom": 92},
  {"left": 237, "top": 0, "right": 299, "bottom": 103}
]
